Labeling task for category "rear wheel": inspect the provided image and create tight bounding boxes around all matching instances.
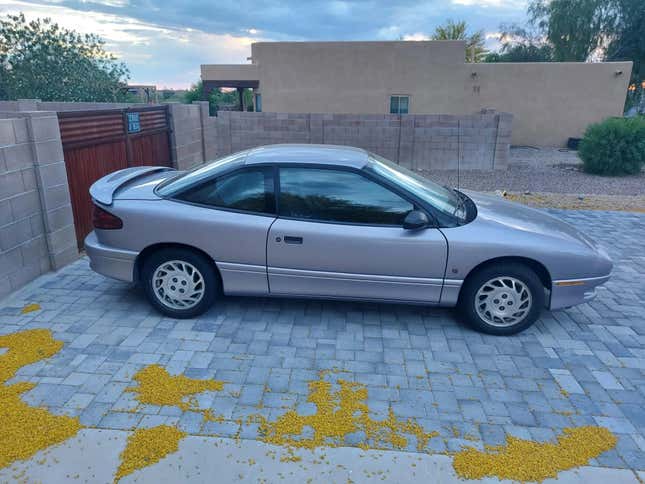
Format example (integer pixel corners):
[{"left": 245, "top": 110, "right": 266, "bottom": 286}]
[
  {"left": 142, "top": 248, "right": 217, "bottom": 318},
  {"left": 459, "top": 263, "right": 544, "bottom": 335}
]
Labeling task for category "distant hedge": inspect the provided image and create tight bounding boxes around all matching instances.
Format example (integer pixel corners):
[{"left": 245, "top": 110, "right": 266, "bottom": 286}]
[{"left": 578, "top": 117, "right": 645, "bottom": 176}]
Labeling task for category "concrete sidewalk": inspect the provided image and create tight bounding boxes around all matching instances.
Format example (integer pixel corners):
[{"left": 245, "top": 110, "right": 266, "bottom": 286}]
[{"left": 2, "top": 429, "right": 642, "bottom": 484}]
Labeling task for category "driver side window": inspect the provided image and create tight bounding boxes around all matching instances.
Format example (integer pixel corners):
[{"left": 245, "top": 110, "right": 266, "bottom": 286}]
[
  {"left": 279, "top": 167, "right": 414, "bottom": 225},
  {"left": 176, "top": 167, "right": 275, "bottom": 214}
]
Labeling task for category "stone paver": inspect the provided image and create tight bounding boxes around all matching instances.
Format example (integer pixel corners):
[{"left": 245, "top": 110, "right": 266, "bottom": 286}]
[{"left": 1, "top": 209, "right": 644, "bottom": 474}]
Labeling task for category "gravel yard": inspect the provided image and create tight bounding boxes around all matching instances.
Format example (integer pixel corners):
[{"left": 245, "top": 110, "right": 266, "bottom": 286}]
[
  {"left": 420, "top": 148, "right": 645, "bottom": 197},
  {"left": 503, "top": 193, "right": 645, "bottom": 213}
]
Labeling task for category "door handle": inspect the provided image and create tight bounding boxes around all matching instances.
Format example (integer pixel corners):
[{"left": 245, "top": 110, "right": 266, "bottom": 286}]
[{"left": 284, "top": 235, "right": 303, "bottom": 244}]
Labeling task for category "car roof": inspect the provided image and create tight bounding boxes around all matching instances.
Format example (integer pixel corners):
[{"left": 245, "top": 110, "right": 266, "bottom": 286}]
[{"left": 244, "top": 144, "right": 370, "bottom": 169}]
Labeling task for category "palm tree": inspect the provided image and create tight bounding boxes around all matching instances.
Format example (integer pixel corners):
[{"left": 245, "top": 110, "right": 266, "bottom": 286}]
[{"left": 432, "top": 20, "right": 488, "bottom": 63}]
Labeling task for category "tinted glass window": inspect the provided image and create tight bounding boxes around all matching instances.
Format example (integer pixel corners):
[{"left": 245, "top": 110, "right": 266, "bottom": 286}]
[
  {"left": 176, "top": 167, "right": 275, "bottom": 214},
  {"left": 390, "top": 96, "right": 409, "bottom": 114},
  {"left": 279, "top": 168, "right": 413, "bottom": 225},
  {"left": 156, "top": 151, "right": 248, "bottom": 197},
  {"left": 367, "top": 153, "right": 465, "bottom": 221}
]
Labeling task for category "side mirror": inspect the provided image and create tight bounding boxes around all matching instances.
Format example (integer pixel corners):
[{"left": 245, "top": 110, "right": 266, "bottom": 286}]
[{"left": 403, "top": 210, "right": 430, "bottom": 230}]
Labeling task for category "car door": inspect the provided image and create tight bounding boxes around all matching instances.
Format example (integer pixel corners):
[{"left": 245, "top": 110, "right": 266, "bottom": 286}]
[
  {"left": 267, "top": 166, "right": 448, "bottom": 302},
  {"left": 167, "top": 165, "right": 277, "bottom": 296}
]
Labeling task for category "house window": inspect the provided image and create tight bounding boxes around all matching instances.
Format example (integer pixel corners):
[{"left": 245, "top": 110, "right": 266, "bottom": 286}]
[
  {"left": 389, "top": 95, "right": 409, "bottom": 114},
  {"left": 254, "top": 93, "right": 262, "bottom": 112}
]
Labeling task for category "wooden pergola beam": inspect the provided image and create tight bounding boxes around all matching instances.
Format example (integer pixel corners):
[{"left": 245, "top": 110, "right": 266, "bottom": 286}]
[{"left": 203, "top": 80, "right": 259, "bottom": 97}]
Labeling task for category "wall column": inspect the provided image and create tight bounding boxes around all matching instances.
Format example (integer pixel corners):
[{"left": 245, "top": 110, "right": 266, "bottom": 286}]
[{"left": 24, "top": 111, "right": 78, "bottom": 269}]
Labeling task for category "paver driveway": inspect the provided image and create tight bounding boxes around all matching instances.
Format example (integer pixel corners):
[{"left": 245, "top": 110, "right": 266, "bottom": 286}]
[{"left": 1, "top": 208, "right": 644, "bottom": 477}]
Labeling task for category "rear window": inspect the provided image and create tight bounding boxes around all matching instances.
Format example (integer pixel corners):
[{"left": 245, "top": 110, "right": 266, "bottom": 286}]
[
  {"left": 176, "top": 167, "right": 275, "bottom": 214},
  {"left": 156, "top": 152, "right": 248, "bottom": 197}
]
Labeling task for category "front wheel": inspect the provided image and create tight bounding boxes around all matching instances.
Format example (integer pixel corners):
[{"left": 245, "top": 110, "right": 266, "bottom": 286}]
[
  {"left": 459, "top": 263, "right": 544, "bottom": 335},
  {"left": 142, "top": 248, "right": 217, "bottom": 319}
]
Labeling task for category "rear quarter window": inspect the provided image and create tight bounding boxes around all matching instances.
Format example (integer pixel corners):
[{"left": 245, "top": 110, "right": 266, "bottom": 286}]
[{"left": 175, "top": 167, "right": 275, "bottom": 214}]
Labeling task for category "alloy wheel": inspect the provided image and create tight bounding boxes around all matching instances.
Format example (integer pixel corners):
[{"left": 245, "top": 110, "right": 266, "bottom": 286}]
[
  {"left": 474, "top": 276, "right": 532, "bottom": 327},
  {"left": 152, "top": 260, "right": 205, "bottom": 310}
]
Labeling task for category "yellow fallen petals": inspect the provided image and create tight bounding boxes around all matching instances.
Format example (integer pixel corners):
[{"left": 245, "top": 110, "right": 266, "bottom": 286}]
[
  {"left": 280, "top": 452, "right": 302, "bottom": 463},
  {"left": 0, "top": 329, "right": 62, "bottom": 383},
  {"left": 0, "top": 329, "right": 82, "bottom": 469},
  {"left": 255, "top": 377, "right": 438, "bottom": 453},
  {"left": 114, "top": 425, "right": 186, "bottom": 483},
  {"left": 452, "top": 426, "right": 617, "bottom": 482},
  {"left": 20, "top": 303, "right": 41, "bottom": 314},
  {"left": 125, "top": 364, "right": 224, "bottom": 411}
]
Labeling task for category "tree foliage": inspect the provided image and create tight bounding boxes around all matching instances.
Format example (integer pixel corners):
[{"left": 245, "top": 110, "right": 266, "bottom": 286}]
[
  {"left": 528, "top": 0, "right": 617, "bottom": 62},
  {"left": 432, "top": 20, "right": 487, "bottom": 63},
  {"left": 184, "top": 81, "right": 252, "bottom": 115},
  {"left": 0, "top": 13, "right": 129, "bottom": 102},
  {"left": 485, "top": 25, "right": 553, "bottom": 62},
  {"left": 604, "top": 0, "right": 645, "bottom": 89},
  {"left": 485, "top": 45, "right": 553, "bottom": 63}
]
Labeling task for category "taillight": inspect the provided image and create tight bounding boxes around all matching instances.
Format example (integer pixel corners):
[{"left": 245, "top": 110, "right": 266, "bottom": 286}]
[{"left": 93, "top": 204, "right": 123, "bottom": 230}]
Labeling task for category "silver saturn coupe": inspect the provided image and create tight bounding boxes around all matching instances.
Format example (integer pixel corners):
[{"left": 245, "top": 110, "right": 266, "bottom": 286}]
[{"left": 86, "top": 144, "right": 612, "bottom": 335}]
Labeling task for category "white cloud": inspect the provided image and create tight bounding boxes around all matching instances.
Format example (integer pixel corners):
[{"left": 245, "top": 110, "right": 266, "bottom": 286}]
[
  {"left": 484, "top": 31, "right": 502, "bottom": 50},
  {"left": 79, "top": 0, "right": 130, "bottom": 6},
  {"left": 402, "top": 32, "right": 431, "bottom": 41}
]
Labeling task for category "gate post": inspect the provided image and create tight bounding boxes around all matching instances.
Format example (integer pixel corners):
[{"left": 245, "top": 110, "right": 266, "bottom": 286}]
[
  {"left": 23, "top": 111, "right": 79, "bottom": 269},
  {"left": 167, "top": 103, "right": 208, "bottom": 170}
]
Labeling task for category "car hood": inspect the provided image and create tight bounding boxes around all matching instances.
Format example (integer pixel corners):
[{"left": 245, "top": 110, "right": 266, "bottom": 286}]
[{"left": 463, "top": 190, "right": 599, "bottom": 250}]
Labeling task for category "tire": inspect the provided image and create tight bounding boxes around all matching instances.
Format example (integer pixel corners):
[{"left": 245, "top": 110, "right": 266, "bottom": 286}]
[
  {"left": 459, "top": 262, "right": 544, "bottom": 335},
  {"left": 141, "top": 248, "right": 217, "bottom": 319}
]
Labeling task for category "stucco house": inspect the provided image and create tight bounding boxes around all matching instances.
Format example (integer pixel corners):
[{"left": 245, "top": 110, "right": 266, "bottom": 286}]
[{"left": 201, "top": 40, "right": 632, "bottom": 147}]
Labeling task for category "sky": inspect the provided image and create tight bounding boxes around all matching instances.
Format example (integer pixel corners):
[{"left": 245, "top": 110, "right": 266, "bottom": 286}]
[{"left": 0, "top": 0, "right": 528, "bottom": 89}]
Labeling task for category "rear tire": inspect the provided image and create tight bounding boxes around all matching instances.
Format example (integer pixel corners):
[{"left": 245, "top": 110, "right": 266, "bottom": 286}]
[
  {"left": 459, "top": 262, "right": 544, "bottom": 335},
  {"left": 141, "top": 248, "right": 217, "bottom": 319}
]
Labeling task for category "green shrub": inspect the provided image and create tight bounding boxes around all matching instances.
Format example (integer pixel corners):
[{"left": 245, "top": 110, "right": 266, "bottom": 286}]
[{"left": 578, "top": 117, "right": 645, "bottom": 175}]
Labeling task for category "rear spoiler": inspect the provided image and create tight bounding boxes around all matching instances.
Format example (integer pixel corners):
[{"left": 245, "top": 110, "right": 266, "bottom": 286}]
[{"left": 90, "top": 166, "right": 174, "bottom": 205}]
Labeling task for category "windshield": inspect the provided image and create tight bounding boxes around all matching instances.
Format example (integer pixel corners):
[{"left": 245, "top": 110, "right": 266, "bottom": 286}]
[
  {"left": 156, "top": 151, "right": 248, "bottom": 197},
  {"left": 367, "top": 153, "right": 466, "bottom": 220}
]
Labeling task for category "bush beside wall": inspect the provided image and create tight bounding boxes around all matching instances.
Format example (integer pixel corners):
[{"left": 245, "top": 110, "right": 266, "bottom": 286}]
[{"left": 579, "top": 117, "right": 645, "bottom": 175}]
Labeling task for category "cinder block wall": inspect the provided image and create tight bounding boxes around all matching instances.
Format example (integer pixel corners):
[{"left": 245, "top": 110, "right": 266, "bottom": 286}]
[
  {"left": 168, "top": 102, "right": 208, "bottom": 170},
  {"left": 0, "top": 116, "right": 49, "bottom": 298},
  {"left": 202, "top": 110, "right": 512, "bottom": 170},
  {"left": 0, "top": 113, "right": 78, "bottom": 300}
]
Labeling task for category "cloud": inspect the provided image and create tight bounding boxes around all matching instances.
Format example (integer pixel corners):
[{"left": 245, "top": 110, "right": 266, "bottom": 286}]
[
  {"left": 484, "top": 31, "right": 503, "bottom": 50},
  {"left": 403, "top": 32, "right": 431, "bottom": 41},
  {"left": 0, "top": 0, "right": 264, "bottom": 88}
]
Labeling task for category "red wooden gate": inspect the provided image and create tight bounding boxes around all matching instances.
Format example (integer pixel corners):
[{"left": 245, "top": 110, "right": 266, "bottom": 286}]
[{"left": 59, "top": 106, "right": 172, "bottom": 248}]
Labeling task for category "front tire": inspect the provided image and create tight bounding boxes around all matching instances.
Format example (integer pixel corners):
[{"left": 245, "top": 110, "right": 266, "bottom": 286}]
[
  {"left": 141, "top": 248, "right": 217, "bottom": 319},
  {"left": 459, "top": 263, "right": 544, "bottom": 335}
]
